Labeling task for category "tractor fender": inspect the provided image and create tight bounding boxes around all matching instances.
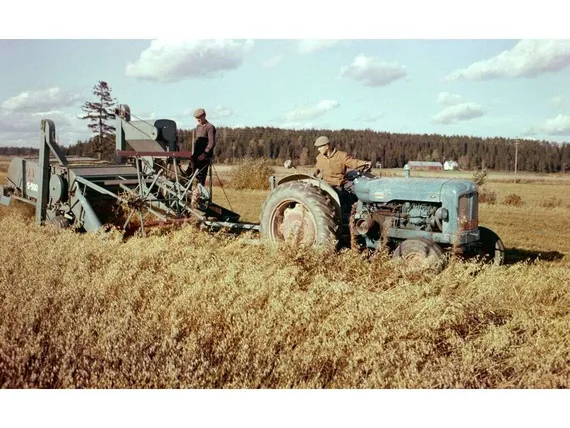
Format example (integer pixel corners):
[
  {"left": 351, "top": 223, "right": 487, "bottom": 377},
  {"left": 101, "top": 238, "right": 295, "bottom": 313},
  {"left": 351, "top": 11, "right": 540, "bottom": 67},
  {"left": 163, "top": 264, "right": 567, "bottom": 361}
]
[{"left": 277, "top": 174, "right": 342, "bottom": 220}]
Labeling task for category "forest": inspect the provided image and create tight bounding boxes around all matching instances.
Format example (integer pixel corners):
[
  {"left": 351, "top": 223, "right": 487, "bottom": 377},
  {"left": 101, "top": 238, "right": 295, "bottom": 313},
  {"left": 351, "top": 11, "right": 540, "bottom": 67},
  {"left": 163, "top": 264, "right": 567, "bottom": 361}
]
[{"left": 2, "top": 127, "right": 569, "bottom": 173}]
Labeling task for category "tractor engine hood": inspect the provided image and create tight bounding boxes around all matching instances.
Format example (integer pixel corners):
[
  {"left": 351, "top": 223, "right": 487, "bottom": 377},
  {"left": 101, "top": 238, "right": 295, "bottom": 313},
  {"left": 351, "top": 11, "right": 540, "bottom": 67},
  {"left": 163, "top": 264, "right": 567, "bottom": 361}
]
[{"left": 353, "top": 176, "right": 476, "bottom": 204}]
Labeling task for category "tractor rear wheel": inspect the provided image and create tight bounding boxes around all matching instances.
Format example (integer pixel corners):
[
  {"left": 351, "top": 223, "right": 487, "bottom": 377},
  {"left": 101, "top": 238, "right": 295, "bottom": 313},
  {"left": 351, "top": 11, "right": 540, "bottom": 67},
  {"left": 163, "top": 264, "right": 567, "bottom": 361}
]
[
  {"left": 260, "top": 181, "right": 339, "bottom": 247},
  {"left": 478, "top": 226, "right": 505, "bottom": 265},
  {"left": 392, "top": 238, "right": 446, "bottom": 273}
]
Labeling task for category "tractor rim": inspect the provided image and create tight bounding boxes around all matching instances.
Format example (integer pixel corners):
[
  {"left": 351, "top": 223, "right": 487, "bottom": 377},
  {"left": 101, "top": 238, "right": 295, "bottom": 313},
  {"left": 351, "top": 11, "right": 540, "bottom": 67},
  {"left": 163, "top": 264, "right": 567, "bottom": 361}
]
[{"left": 269, "top": 199, "right": 317, "bottom": 245}]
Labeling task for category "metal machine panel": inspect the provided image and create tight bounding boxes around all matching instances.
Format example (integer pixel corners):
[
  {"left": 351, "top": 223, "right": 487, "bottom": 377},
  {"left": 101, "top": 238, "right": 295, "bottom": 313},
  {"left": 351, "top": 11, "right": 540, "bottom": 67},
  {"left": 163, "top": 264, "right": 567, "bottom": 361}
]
[
  {"left": 354, "top": 177, "right": 450, "bottom": 204},
  {"left": 7, "top": 157, "right": 41, "bottom": 200},
  {"left": 0, "top": 185, "right": 10, "bottom": 206},
  {"left": 69, "top": 166, "right": 140, "bottom": 177},
  {"left": 122, "top": 120, "right": 165, "bottom": 152},
  {"left": 127, "top": 139, "right": 167, "bottom": 152}
]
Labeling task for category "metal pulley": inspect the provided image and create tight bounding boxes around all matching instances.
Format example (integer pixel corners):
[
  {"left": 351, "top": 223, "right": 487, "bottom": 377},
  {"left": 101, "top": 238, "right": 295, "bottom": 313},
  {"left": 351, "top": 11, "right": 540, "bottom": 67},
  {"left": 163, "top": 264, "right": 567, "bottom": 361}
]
[{"left": 49, "top": 174, "right": 68, "bottom": 203}]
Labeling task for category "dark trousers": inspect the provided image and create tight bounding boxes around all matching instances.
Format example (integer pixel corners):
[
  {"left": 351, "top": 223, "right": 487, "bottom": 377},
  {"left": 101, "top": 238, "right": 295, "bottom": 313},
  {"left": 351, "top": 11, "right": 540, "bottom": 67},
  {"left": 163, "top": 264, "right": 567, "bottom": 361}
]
[
  {"left": 332, "top": 184, "right": 358, "bottom": 220},
  {"left": 188, "top": 155, "right": 212, "bottom": 186},
  {"left": 193, "top": 157, "right": 211, "bottom": 186}
]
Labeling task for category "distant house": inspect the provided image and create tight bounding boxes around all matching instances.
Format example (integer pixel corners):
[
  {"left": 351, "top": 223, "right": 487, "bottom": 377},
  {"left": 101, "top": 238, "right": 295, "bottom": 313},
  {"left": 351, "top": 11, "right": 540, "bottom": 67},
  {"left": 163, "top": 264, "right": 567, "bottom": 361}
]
[
  {"left": 443, "top": 160, "right": 460, "bottom": 171},
  {"left": 408, "top": 161, "right": 443, "bottom": 171}
]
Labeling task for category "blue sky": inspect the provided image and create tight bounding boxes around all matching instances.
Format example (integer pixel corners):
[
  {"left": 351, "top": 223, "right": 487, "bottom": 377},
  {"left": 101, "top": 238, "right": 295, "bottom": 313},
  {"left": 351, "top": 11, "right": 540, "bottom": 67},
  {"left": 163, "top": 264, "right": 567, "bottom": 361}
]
[{"left": 1, "top": 3, "right": 570, "bottom": 148}]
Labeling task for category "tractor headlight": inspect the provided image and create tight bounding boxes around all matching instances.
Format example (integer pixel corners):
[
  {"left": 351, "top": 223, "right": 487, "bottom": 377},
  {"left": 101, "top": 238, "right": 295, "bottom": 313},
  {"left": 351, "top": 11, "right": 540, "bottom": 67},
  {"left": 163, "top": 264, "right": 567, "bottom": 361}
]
[{"left": 436, "top": 207, "right": 448, "bottom": 221}]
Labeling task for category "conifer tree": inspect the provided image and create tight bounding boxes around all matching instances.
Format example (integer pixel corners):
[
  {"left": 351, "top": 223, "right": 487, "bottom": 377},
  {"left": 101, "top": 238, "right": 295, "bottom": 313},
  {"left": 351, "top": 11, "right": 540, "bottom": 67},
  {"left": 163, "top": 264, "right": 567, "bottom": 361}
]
[{"left": 79, "top": 81, "right": 116, "bottom": 159}]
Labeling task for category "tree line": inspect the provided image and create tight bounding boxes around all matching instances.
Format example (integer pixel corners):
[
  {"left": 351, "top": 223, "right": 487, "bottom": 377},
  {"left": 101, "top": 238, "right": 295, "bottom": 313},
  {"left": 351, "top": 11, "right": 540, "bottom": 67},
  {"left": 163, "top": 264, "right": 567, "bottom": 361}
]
[
  {"left": 172, "top": 127, "right": 570, "bottom": 173},
  {"left": 4, "top": 123, "right": 570, "bottom": 174},
  {"left": 2, "top": 126, "right": 556, "bottom": 174},
  {"left": 2, "top": 80, "right": 569, "bottom": 173}
]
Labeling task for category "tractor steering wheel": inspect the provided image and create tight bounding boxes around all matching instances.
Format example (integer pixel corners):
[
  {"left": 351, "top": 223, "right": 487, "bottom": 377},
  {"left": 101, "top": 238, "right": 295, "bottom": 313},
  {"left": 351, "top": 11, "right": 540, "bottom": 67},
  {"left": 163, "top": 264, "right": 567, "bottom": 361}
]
[
  {"left": 344, "top": 163, "right": 372, "bottom": 181},
  {"left": 355, "top": 163, "right": 372, "bottom": 174}
]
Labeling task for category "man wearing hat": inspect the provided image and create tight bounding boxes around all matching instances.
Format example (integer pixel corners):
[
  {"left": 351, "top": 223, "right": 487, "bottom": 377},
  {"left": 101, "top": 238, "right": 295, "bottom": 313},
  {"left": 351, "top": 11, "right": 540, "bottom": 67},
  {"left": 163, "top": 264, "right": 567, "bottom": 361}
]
[
  {"left": 189, "top": 108, "right": 216, "bottom": 186},
  {"left": 313, "top": 135, "right": 371, "bottom": 187}
]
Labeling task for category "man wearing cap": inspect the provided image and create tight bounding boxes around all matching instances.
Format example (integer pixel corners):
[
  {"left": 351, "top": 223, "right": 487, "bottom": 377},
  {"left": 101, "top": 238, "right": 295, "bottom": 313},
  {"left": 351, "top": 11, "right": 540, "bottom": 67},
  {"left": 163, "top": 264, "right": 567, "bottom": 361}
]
[
  {"left": 313, "top": 135, "right": 371, "bottom": 187},
  {"left": 189, "top": 108, "right": 216, "bottom": 186}
]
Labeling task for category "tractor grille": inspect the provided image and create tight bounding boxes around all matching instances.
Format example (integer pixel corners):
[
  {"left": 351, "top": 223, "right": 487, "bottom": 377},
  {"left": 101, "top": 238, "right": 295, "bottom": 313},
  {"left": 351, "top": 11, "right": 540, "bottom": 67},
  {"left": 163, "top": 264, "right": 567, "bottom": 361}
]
[{"left": 458, "top": 193, "right": 478, "bottom": 231}]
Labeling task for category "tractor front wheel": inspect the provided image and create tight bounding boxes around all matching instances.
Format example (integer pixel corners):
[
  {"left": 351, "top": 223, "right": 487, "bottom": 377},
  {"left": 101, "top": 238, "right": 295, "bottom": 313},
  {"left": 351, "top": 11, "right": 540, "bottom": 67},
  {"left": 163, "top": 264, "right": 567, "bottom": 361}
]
[
  {"left": 392, "top": 238, "right": 446, "bottom": 273},
  {"left": 478, "top": 226, "right": 505, "bottom": 265}
]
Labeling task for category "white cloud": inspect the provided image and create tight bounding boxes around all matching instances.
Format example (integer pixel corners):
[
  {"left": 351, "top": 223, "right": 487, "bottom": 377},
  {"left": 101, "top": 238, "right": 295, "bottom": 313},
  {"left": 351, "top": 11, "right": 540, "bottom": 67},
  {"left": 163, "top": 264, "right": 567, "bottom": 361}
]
[
  {"left": 298, "top": 39, "right": 339, "bottom": 54},
  {"left": 1, "top": 87, "right": 81, "bottom": 112},
  {"left": 283, "top": 100, "right": 340, "bottom": 122},
  {"left": 125, "top": 39, "right": 254, "bottom": 83},
  {"left": 432, "top": 103, "right": 486, "bottom": 124},
  {"left": 550, "top": 96, "right": 563, "bottom": 107},
  {"left": 0, "top": 110, "right": 91, "bottom": 147},
  {"left": 355, "top": 111, "right": 384, "bottom": 122},
  {"left": 444, "top": 40, "right": 570, "bottom": 81},
  {"left": 206, "top": 105, "right": 234, "bottom": 120},
  {"left": 0, "top": 130, "right": 88, "bottom": 148},
  {"left": 339, "top": 55, "right": 407, "bottom": 87},
  {"left": 182, "top": 105, "right": 233, "bottom": 121},
  {"left": 521, "top": 127, "right": 538, "bottom": 137},
  {"left": 541, "top": 114, "right": 570, "bottom": 135},
  {"left": 437, "top": 92, "right": 463, "bottom": 106},
  {"left": 0, "top": 130, "right": 51, "bottom": 148},
  {"left": 523, "top": 114, "right": 570, "bottom": 136},
  {"left": 261, "top": 54, "right": 284, "bottom": 68},
  {"left": 279, "top": 122, "right": 315, "bottom": 130},
  {"left": 134, "top": 111, "right": 157, "bottom": 120},
  {"left": 0, "top": 110, "right": 73, "bottom": 133}
]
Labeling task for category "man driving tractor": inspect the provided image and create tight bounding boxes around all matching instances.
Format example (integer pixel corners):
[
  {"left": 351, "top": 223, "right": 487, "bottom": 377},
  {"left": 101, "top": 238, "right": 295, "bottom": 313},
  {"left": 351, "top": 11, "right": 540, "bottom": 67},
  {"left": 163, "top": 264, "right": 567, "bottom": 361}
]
[{"left": 313, "top": 135, "right": 372, "bottom": 187}]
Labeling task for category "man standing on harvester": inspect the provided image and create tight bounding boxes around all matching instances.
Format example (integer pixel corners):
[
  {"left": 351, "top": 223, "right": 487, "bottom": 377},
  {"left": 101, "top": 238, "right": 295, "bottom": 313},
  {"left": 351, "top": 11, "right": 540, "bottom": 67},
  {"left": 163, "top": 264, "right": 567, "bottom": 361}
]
[{"left": 190, "top": 108, "right": 216, "bottom": 186}]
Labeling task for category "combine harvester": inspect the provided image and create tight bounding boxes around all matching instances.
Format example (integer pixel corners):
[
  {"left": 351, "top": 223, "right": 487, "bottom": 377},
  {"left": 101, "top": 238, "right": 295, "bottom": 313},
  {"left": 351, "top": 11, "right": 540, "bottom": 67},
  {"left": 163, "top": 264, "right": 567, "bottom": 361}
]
[{"left": 0, "top": 104, "right": 259, "bottom": 236}]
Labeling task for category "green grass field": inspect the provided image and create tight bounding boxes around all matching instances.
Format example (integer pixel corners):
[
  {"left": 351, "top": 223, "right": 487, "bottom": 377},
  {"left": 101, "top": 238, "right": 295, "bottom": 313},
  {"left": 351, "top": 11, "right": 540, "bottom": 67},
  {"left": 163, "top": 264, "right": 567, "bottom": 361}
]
[{"left": 1, "top": 158, "right": 569, "bottom": 388}]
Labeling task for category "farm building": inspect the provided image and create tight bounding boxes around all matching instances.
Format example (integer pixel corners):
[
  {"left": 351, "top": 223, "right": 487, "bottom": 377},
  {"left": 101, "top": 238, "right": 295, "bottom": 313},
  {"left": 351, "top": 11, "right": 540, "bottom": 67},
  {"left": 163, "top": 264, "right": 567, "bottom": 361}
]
[
  {"left": 443, "top": 160, "right": 460, "bottom": 171},
  {"left": 408, "top": 161, "right": 443, "bottom": 171}
]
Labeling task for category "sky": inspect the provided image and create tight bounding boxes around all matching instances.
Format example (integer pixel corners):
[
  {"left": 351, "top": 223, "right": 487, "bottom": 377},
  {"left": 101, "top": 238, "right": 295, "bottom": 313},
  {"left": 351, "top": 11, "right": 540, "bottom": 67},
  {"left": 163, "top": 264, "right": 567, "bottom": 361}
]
[{"left": 1, "top": 2, "right": 570, "bottom": 148}]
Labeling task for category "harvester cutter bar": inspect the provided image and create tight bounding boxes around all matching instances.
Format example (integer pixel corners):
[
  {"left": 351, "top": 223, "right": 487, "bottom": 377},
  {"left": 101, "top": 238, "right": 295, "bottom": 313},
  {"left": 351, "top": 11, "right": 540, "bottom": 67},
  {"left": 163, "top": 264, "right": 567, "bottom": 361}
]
[
  {"left": 141, "top": 211, "right": 260, "bottom": 232},
  {"left": 9, "top": 195, "right": 36, "bottom": 206}
]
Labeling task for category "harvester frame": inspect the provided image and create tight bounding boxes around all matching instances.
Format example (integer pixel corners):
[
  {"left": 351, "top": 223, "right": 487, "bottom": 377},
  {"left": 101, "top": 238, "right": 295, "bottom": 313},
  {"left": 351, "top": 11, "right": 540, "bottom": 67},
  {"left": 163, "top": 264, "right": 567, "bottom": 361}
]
[{"left": 0, "top": 105, "right": 260, "bottom": 236}]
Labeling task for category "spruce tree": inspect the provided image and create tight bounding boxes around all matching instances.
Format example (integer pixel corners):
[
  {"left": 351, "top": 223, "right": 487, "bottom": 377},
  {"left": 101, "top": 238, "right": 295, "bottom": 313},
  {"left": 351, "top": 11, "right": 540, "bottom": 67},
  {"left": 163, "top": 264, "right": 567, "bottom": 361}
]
[{"left": 79, "top": 81, "right": 116, "bottom": 160}]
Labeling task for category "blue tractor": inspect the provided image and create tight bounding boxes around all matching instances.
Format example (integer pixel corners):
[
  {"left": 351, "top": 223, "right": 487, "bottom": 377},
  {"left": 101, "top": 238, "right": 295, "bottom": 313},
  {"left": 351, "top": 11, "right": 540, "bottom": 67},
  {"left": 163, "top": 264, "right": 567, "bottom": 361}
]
[{"left": 259, "top": 165, "right": 504, "bottom": 271}]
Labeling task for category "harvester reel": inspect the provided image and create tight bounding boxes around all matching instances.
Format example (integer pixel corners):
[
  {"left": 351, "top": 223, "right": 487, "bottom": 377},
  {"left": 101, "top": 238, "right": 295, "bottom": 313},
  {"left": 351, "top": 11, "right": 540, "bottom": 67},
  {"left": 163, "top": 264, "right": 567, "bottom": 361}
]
[{"left": 120, "top": 186, "right": 151, "bottom": 236}]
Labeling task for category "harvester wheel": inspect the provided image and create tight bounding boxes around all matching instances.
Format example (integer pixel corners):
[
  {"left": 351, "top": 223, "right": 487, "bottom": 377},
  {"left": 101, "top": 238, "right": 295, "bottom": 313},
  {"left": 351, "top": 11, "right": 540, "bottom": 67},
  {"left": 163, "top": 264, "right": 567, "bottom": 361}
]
[
  {"left": 260, "top": 181, "right": 339, "bottom": 247},
  {"left": 478, "top": 226, "right": 505, "bottom": 265},
  {"left": 48, "top": 215, "right": 70, "bottom": 229},
  {"left": 392, "top": 238, "right": 446, "bottom": 273}
]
